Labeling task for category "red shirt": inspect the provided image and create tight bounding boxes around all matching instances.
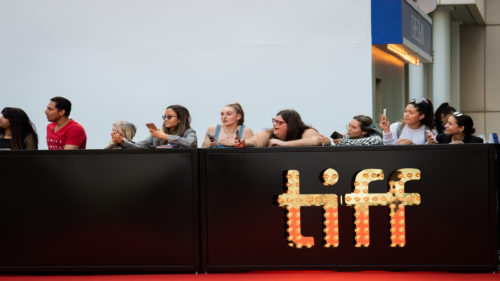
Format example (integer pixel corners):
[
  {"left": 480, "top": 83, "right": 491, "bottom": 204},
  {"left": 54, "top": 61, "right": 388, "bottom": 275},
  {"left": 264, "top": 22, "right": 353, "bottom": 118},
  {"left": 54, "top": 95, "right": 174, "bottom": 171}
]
[{"left": 46, "top": 119, "right": 87, "bottom": 150}]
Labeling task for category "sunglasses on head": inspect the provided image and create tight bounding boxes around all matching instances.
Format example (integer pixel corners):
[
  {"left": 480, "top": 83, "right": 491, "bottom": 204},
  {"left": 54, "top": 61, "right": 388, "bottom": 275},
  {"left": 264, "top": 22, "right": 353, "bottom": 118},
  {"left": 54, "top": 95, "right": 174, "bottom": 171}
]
[{"left": 410, "top": 98, "right": 429, "bottom": 104}]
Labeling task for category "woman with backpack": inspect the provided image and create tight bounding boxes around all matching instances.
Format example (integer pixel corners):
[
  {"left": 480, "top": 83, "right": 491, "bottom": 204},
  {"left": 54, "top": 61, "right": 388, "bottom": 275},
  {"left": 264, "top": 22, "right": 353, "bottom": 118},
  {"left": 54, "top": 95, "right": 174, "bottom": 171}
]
[{"left": 379, "top": 98, "right": 435, "bottom": 145}]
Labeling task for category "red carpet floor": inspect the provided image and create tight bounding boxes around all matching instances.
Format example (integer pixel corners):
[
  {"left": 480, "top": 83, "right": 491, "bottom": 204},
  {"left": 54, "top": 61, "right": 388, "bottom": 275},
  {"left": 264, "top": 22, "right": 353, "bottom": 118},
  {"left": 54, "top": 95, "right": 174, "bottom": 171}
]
[{"left": 0, "top": 271, "right": 499, "bottom": 281}]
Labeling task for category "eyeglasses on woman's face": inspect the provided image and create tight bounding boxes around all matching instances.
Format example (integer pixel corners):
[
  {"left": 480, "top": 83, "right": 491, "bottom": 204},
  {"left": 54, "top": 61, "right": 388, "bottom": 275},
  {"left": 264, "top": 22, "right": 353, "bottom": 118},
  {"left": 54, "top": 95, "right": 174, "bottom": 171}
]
[
  {"left": 162, "top": 115, "right": 177, "bottom": 120},
  {"left": 272, "top": 118, "right": 286, "bottom": 126}
]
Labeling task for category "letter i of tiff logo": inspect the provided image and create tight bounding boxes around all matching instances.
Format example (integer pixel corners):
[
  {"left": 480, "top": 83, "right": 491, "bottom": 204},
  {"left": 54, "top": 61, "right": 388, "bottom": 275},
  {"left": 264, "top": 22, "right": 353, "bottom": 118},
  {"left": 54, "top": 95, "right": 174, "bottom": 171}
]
[{"left": 277, "top": 168, "right": 421, "bottom": 248}]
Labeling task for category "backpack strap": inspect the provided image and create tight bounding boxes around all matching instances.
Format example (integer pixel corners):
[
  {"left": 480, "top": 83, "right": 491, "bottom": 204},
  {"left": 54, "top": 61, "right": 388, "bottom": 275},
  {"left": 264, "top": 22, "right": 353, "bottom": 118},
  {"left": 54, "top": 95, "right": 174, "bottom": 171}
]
[
  {"left": 238, "top": 125, "right": 245, "bottom": 139},
  {"left": 214, "top": 124, "right": 221, "bottom": 141},
  {"left": 396, "top": 122, "right": 404, "bottom": 139}
]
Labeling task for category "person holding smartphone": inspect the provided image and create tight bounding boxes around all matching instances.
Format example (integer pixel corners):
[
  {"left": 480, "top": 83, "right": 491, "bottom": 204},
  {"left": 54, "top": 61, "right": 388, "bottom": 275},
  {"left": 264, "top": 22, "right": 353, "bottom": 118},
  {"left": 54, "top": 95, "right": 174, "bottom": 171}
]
[
  {"left": 201, "top": 103, "right": 253, "bottom": 148},
  {"left": 330, "top": 115, "right": 382, "bottom": 146},
  {"left": 112, "top": 105, "right": 197, "bottom": 148},
  {"left": 379, "top": 98, "right": 435, "bottom": 145},
  {"left": 238, "top": 109, "right": 321, "bottom": 147}
]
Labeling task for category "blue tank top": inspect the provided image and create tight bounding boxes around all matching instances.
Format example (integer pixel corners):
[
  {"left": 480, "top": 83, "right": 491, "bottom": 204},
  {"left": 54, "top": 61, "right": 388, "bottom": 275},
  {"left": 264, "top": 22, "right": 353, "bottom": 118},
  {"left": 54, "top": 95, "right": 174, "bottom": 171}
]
[{"left": 213, "top": 124, "right": 245, "bottom": 148}]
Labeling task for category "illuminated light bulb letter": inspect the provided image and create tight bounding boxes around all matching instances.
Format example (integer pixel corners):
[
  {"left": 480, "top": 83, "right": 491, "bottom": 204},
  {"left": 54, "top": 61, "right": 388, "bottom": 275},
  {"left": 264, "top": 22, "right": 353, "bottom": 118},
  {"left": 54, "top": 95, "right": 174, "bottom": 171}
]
[
  {"left": 277, "top": 169, "right": 339, "bottom": 248},
  {"left": 344, "top": 169, "right": 385, "bottom": 247},
  {"left": 386, "top": 168, "right": 421, "bottom": 247},
  {"left": 344, "top": 168, "right": 422, "bottom": 248}
]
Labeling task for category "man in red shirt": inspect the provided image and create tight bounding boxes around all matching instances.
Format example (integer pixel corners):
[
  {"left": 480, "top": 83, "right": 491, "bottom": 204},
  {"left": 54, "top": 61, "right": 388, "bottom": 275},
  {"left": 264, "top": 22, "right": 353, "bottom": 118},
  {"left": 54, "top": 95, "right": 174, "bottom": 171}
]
[{"left": 45, "top": 97, "right": 87, "bottom": 150}]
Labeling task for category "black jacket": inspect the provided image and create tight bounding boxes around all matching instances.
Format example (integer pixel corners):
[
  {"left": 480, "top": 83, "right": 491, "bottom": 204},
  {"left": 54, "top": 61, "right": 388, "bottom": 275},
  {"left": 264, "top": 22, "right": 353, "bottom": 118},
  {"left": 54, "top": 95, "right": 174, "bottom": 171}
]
[{"left": 436, "top": 133, "right": 484, "bottom": 144}]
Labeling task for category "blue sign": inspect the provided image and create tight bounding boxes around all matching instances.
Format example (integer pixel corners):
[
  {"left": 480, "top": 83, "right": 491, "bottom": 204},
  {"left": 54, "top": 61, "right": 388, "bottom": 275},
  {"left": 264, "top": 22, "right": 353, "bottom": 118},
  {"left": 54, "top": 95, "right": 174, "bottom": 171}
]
[{"left": 372, "top": 0, "right": 432, "bottom": 63}]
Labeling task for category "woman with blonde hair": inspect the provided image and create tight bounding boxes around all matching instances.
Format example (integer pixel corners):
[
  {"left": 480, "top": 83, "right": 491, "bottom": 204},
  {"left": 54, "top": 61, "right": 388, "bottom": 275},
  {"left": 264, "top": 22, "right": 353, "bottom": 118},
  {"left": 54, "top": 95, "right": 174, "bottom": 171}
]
[
  {"left": 202, "top": 103, "right": 253, "bottom": 148},
  {"left": 105, "top": 121, "right": 137, "bottom": 149}
]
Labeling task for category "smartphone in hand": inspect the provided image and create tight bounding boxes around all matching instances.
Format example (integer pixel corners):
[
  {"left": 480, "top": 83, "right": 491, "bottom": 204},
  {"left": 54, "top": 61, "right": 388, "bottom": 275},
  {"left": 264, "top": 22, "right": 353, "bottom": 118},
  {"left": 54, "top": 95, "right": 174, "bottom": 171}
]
[
  {"left": 235, "top": 129, "right": 240, "bottom": 142},
  {"left": 426, "top": 130, "right": 436, "bottom": 143},
  {"left": 146, "top": 123, "right": 158, "bottom": 131},
  {"left": 207, "top": 134, "right": 216, "bottom": 142},
  {"left": 330, "top": 131, "right": 342, "bottom": 139}
]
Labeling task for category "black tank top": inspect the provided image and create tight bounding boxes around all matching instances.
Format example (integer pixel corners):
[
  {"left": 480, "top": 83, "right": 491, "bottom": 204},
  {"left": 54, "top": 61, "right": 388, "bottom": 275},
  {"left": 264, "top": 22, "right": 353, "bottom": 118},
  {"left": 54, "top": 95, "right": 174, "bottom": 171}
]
[{"left": 0, "top": 138, "right": 11, "bottom": 149}]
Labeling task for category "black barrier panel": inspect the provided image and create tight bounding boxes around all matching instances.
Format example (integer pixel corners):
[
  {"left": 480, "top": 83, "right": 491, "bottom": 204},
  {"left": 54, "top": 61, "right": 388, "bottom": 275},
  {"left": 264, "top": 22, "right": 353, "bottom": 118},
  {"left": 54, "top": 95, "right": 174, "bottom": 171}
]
[
  {"left": 497, "top": 144, "right": 500, "bottom": 255},
  {"left": 0, "top": 149, "right": 199, "bottom": 273},
  {"left": 201, "top": 145, "right": 497, "bottom": 272}
]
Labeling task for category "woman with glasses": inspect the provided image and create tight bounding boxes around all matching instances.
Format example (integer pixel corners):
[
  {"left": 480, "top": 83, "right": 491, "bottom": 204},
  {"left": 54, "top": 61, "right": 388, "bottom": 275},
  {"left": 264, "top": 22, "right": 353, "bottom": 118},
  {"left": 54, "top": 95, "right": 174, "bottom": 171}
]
[
  {"left": 112, "top": 105, "right": 197, "bottom": 148},
  {"left": 379, "top": 98, "right": 435, "bottom": 145},
  {"left": 428, "top": 112, "right": 483, "bottom": 144},
  {"left": 330, "top": 115, "right": 382, "bottom": 146},
  {"left": 201, "top": 103, "right": 253, "bottom": 148},
  {"left": 239, "top": 109, "right": 321, "bottom": 147},
  {"left": 0, "top": 107, "right": 38, "bottom": 150}
]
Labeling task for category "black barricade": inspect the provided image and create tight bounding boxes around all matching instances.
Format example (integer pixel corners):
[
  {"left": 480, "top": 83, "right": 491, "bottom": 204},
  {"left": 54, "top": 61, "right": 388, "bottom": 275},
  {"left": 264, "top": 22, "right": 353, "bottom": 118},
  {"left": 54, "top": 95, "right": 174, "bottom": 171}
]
[
  {"left": 0, "top": 149, "right": 199, "bottom": 273},
  {"left": 0, "top": 145, "right": 497, "bottom": 273},
  {"left": 201, "top": 145, "right": 498, "bottom": 272}
]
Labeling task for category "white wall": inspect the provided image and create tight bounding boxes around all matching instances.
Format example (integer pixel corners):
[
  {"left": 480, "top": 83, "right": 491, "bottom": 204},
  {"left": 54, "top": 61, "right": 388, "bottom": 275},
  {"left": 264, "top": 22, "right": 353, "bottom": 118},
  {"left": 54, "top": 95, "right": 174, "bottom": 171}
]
[{"left": 0, "top": 0, "right": 373, "bottom": 149}]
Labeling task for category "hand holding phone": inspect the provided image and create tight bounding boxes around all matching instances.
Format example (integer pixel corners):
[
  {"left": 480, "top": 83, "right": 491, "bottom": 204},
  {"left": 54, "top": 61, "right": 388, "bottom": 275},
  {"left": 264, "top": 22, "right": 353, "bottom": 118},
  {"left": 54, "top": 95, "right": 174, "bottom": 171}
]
[
  {"left": 426, "top": 130, "right": 437, "bottom": 144},
  {"left": 146, "top": 123, "right": 158, "bottom": 131},
  {"left": 235, "top": 129, "right": 240, "bottom": 143},
  {"left": 235, "top": 139, "right": 246, "bottom": 148},
  {"left": 207, "top": 134, "right": 216, "bottom": 142},
  {"left": 330, "top": 131, "right": 343, "bottom": 139},
  {"left": 379, "top": 109, "right": 390, "bottom": 133}
]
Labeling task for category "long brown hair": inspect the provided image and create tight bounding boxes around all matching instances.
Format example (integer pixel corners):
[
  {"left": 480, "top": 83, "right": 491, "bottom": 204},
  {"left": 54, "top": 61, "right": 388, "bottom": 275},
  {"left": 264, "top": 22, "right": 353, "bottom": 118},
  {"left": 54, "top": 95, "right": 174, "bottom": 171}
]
[
  {"left": 271, "top": 109, "right": 312, "bottom": 141},
  {"left": 160, "top": 105, "right": 191, "bottom": 145},
  {"left": 0, "top": 107, "right": 38, "bottom": 149}
]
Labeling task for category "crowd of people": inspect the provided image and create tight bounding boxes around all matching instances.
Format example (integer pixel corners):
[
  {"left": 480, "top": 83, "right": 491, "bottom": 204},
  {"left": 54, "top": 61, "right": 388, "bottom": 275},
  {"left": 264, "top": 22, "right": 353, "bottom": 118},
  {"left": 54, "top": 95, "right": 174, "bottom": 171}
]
[{"left": 0, "top": 96, "right": 485, "bottom": 150}]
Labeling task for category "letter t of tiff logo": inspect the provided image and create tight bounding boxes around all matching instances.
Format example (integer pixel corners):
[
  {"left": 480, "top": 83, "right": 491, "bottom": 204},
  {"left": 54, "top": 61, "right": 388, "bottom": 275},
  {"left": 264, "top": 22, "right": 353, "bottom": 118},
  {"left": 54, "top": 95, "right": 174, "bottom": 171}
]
[{"left": 277, "top": 169, "right": 340, "bottom": 248}]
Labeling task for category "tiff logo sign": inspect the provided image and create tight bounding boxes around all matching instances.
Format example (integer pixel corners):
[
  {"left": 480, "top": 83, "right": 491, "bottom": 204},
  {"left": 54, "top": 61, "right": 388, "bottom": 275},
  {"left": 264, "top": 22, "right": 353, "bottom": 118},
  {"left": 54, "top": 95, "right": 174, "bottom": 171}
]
[{"left": 277, "top": 168, "right": 421, "bottom": 248}]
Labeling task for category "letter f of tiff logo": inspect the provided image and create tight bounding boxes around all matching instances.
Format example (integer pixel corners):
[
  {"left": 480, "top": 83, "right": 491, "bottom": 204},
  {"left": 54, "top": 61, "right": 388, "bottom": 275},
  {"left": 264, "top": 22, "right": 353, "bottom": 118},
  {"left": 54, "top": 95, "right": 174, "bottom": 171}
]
[{"left": 277, "top": 168, "right": 421, "bottom": 248}]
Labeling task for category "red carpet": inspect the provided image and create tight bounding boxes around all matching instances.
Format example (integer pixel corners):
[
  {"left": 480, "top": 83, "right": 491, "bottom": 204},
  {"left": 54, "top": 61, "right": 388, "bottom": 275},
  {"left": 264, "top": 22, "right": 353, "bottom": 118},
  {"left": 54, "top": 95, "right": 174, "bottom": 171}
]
[{"left": 0, "top": 271, "right": 499, "bottom": 281}]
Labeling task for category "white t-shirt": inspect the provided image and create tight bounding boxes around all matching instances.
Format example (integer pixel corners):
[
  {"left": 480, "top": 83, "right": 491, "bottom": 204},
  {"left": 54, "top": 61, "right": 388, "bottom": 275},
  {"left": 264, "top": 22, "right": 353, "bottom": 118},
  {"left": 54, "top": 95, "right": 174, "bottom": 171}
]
[{"left": 383, "top": 122, "right": 431, "bottom": 145}]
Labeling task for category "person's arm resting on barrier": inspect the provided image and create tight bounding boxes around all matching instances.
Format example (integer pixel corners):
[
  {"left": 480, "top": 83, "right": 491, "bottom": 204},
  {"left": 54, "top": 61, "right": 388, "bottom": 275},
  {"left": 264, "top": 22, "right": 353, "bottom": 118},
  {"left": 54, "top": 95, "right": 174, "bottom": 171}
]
[
  {"left": 242, "top": 130, "right": 271, "bottom": 147},
  {"left": 277, "top": 128, "right": 321, "bottom": 147}
]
